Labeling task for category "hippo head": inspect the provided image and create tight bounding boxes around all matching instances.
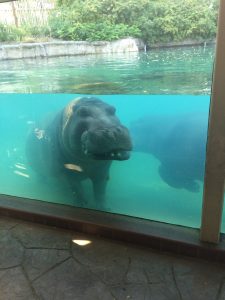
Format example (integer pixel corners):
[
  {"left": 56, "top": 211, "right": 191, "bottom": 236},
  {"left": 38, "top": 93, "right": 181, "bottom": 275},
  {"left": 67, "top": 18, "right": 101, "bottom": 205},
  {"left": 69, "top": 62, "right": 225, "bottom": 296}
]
[{"left": 61, "top": 97, "right": 132, "bottom": 161}]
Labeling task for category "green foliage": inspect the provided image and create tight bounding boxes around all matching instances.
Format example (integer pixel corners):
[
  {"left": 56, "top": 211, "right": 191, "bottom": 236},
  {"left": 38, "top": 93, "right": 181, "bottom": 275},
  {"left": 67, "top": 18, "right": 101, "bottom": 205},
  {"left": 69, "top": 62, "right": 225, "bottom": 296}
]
[
  {"left": 50, "top": 16, "right": 141, "bottom": 41},
  {"left": 0, "top": 0, "right": 219, "bottom": 44},
  {"left": 0, "top": 23, "right": 51, "bottom": 43},
  {"left": 0, "top": 23, "right": 26, "bottom": 42},
  {"left": 50, "top": 0, "right": 218, "bottom": 45},
  {"left": 132, "top": 0, "right": 218, "bottom": 45},
  {"left": 24, "top": 26, "right": 51, "bottom": 38}
]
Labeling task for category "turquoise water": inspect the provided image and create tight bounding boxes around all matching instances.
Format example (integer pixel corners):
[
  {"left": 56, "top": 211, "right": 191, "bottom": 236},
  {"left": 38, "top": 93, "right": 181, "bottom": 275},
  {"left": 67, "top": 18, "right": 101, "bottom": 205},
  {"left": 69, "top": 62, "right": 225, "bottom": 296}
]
[
  {"left": 0, "top": 93, "right": 210, "bottom": 229},
  {"left": 0, "top": 45, "right": 214, "bottom": 94}
]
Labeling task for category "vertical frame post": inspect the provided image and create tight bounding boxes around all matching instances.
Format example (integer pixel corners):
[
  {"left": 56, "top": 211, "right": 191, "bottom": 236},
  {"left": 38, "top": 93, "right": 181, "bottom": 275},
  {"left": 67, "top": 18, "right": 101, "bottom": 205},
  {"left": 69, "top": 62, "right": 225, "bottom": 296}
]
[{"left": 200, "top": 0, "right": 225, "bottom": 243}]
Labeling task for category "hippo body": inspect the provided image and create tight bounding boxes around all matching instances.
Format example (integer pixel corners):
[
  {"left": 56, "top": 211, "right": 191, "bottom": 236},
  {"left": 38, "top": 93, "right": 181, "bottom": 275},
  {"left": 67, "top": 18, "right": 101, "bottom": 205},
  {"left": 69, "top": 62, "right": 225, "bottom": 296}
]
[
  {"left": 130, "top": 113, "right": 208, "bottom": 192},
  {"left": 26, "top": 97, "right": 132, "bottom": 207}
]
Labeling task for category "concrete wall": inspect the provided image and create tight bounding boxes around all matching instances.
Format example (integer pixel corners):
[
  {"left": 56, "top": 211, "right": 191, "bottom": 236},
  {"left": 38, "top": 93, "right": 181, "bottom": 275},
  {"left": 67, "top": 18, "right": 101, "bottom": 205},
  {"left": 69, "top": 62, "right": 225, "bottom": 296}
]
[
  {"left": 149, "top": 39, "right": 215, "bottom": 49},
  {"left": 0, "top": 38, "right": 145, "bottom": 60}
]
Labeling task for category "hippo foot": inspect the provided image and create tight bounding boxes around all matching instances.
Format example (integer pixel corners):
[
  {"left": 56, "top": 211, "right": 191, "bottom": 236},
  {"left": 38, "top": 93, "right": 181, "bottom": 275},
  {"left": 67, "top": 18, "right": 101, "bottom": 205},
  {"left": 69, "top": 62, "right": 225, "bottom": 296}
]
[
  {"left": 93, "top": 202, "right": 111, "bottom": 212},
  {"left": 95, "top": 202, "right": 107, "bottom": 210},
  {"left": 159, "top": 165, "right": 200, "bottom": 193},
  {"left": 72, "top": 192, "right": 88, "bottom": 208},
  {"left": 184, "top": 180, "right": 200, "bottom": 193}
]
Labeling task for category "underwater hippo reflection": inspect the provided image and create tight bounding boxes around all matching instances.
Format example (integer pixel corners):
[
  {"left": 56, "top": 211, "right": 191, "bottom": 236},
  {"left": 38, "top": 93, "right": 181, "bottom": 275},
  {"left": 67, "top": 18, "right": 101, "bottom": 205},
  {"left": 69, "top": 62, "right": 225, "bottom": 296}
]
[
  {"left": 26, "top": 97, "right": 132, "bottom": 208},
  {"left": 130, "top": 113, "right": 208, "bottom": 192}
]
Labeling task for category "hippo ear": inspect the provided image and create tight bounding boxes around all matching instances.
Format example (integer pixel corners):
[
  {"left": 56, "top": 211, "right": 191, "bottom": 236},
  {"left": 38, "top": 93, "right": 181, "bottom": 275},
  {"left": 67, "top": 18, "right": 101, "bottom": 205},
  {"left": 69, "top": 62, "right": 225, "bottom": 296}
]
[{"left": 105, "top": 105, "right": 116, "bottom": 115}]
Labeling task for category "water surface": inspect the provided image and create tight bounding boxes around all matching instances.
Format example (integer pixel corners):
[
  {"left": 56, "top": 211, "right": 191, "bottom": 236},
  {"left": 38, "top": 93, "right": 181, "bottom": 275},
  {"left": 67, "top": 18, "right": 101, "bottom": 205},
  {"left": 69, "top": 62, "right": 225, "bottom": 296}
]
[{"left": 0, "top": 45, "right": 214, "bottom": 94}]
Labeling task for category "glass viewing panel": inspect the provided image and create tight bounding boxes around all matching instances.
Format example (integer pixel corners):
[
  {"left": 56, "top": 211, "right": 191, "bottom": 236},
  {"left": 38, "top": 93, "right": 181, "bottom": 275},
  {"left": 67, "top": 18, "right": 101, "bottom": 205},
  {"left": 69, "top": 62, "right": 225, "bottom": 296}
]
[
  {"left": 0, "top": 0, "right": 218, "bottom": 229},
  {"left": 0, "top": 94, "right": 210, "bottom": 228}
]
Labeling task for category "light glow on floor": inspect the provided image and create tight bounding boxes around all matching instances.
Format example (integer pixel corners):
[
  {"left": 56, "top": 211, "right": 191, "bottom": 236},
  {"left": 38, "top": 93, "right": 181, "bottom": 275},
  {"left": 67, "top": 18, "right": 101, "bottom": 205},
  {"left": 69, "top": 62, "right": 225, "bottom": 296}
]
[{"left": 72, "top": 239, "right": 92, "bottom": 246}]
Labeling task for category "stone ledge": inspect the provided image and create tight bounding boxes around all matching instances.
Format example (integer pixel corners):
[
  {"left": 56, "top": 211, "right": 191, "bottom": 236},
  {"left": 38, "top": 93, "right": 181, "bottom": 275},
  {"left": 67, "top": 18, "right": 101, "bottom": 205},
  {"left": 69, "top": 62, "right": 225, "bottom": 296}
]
[
  {"left": 0, "top": 38, "right": 145, "bottom": 60},
  {"left": 149, "top": 38, "right": 215, "bottom": 49},
  {"left": 1, "top": 193, "right": 225, "bottom": 262}
]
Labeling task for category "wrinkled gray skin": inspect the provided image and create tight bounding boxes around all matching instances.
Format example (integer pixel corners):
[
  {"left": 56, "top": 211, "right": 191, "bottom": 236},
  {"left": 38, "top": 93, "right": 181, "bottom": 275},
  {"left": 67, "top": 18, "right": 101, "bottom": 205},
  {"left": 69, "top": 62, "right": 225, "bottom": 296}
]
[
  {"left": 130, "top": 114, "right": 208, "bottom": 192},
  {"left": 26, "top": 97, "right": 132, "bottom": 208}
]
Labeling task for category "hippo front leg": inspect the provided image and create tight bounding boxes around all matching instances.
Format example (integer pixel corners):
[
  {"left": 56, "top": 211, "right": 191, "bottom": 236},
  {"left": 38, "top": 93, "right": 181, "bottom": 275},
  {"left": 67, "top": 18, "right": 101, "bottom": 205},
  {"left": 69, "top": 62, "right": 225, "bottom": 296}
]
[
  {"left": 65, "top": 172, "right": 87, "bottom": 207},
  {"left": 92, "top": 177, "right": 108, "bottom": 209},
  {"left": 71, "top": 180, "right": 88, "bottom": 207}
]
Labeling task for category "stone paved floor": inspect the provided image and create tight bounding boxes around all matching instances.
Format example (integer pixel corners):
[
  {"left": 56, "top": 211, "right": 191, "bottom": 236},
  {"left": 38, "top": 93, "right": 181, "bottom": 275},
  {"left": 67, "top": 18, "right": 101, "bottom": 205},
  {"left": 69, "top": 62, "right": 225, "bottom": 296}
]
[{"left": 1, "top": 216, "right": 225, "bottom": 300}]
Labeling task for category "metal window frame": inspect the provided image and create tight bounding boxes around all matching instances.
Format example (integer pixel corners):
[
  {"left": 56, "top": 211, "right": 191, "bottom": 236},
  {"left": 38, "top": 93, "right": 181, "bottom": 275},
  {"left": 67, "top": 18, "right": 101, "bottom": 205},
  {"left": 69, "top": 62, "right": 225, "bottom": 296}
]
[
  {"left": 200, "top": 0, "right": 225, "bottom": 243},
  {"left": 0, "top": 0, "right": 225, "bottom": 246}
]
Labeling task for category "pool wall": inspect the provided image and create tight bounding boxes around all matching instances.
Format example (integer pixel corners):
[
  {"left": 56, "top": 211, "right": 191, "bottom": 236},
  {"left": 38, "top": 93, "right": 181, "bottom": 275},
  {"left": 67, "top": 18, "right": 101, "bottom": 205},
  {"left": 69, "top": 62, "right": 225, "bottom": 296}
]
[{"left": 0, "top": 38, "right": 145, "bottom": 60}]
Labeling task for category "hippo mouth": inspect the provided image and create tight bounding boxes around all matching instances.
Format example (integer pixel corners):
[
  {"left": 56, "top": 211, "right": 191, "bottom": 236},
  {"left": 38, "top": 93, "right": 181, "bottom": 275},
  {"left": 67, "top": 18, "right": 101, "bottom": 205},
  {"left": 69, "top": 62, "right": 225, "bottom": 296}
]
[
  {"left": 81, "top": 128, "right": 132, "bottom": 161},
  {"left": 84, "top": 149, "right": 131, "bottom": 160}
]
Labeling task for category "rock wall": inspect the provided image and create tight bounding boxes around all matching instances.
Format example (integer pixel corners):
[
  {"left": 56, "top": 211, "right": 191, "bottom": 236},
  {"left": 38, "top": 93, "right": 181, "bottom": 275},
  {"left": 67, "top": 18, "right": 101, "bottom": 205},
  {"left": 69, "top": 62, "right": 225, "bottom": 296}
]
[
  {"left": 148, "top": 39, "right": 215, "bottom": 49},
  {"left": 0, "top": 38, "right": 145, "bottom": 60}
]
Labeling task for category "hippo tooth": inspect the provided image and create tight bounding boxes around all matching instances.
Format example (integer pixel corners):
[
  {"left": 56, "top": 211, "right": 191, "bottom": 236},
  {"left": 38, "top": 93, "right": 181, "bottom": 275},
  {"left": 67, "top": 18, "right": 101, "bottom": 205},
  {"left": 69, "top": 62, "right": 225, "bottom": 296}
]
[
  {"left": 84, "top": 149, "right": 88, "bottom": 155},
  {"left": 117, "top": 152, "right": 121, "bottom": 157},
  {"left": 111, "top": 153, "right": 115, "bottom": 157}
]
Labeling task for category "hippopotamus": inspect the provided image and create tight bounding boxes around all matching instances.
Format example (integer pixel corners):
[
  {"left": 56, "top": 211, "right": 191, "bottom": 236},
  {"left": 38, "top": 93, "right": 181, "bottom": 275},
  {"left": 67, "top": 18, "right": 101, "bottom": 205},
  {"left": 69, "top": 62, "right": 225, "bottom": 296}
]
[
  {"left": 26, "top": 97, "right": 132, "bottom": 208},
  {"left": 130, "top": 113, "right": 208, "bottom": 192}
]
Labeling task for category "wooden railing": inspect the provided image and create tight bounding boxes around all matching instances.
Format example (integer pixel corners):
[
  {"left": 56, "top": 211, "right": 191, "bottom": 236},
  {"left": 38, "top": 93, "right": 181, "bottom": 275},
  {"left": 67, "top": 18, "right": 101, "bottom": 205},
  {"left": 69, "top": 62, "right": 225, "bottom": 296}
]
[{"left": 0, "top": 0, "right": 54, "bottom": 27}]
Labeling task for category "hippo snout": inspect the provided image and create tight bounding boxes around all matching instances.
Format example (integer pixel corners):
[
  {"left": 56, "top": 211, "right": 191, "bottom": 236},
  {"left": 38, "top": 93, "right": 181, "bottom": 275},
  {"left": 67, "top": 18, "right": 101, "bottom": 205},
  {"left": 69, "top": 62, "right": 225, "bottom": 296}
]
[{"left": 81, "top": 126, "right": 132, "bottom": 160}]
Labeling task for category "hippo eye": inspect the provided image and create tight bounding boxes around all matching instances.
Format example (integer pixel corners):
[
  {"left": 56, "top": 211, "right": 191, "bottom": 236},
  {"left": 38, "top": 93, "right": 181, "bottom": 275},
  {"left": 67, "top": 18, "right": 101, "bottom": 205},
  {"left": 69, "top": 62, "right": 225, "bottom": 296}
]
[
  {"left": 106, "top": 106, "right": 116, "bottom": 115},
  {"left": 77, "top": 107, "right": 90, "bottom": 117}
]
